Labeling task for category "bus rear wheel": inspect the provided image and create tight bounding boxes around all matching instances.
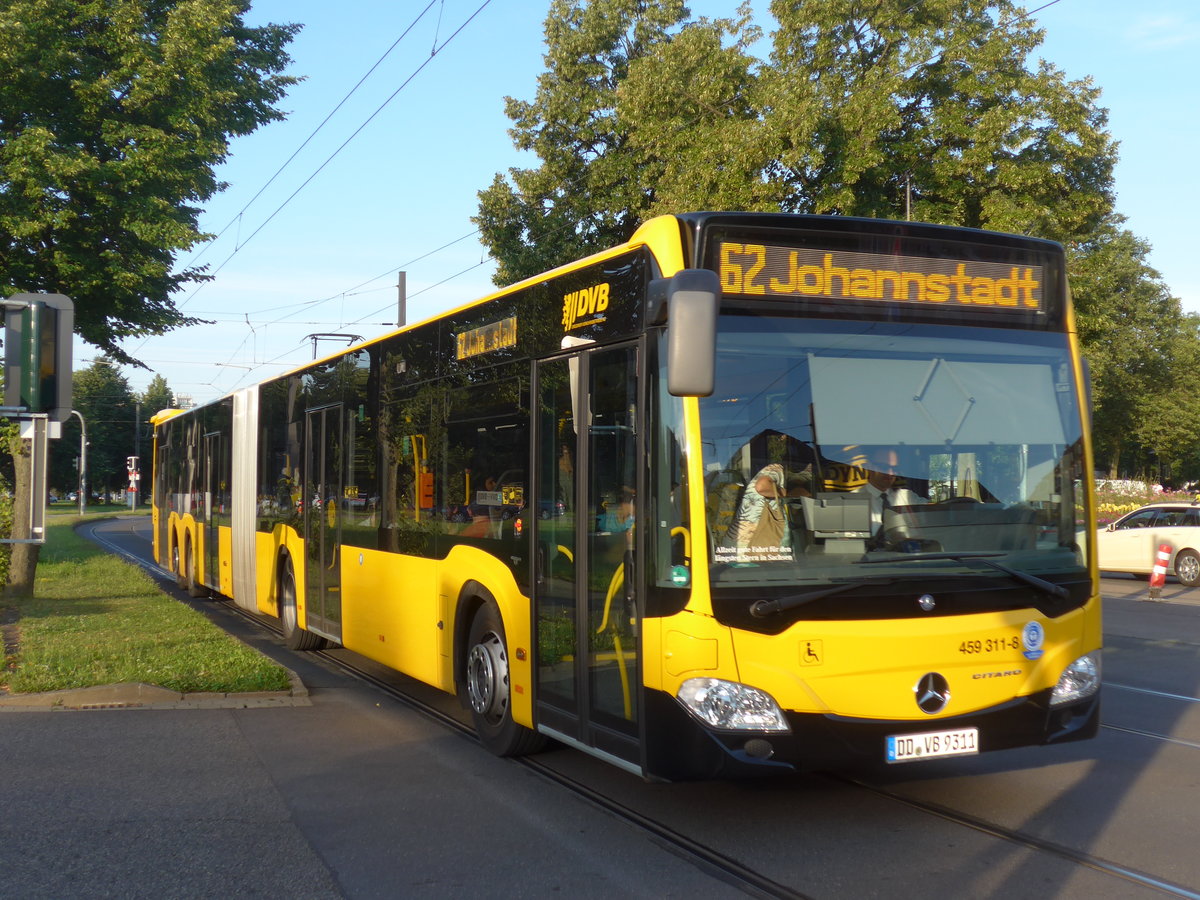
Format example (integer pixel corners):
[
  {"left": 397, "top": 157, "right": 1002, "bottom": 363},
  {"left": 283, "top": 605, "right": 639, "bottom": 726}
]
[
  {"left": 172, "top": 542, "right": 185, "bottom": 590},
  {"left": 279, "top": 560, "right": 326, "bottom": 651},
  {"left": 465, "top": 604, "right": 544, "bottom": 757},
  {"left": 185, "top": 542, "right": 206, "bottom": 598}
]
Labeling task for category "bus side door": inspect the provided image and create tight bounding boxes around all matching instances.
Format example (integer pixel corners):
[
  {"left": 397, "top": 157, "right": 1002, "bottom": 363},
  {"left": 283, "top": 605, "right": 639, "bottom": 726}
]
[
  {"left": 533, "top": 343, "right": 641, "bottom": 766},
  {"left": 303, "top": 403, "right": 344, "bottom": 642}
]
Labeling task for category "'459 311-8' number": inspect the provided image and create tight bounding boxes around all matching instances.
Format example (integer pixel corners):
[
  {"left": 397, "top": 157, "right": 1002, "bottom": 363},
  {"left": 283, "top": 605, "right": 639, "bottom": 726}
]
[{"left": 959, "top": 636, "right": 1020, "bottom": 654}]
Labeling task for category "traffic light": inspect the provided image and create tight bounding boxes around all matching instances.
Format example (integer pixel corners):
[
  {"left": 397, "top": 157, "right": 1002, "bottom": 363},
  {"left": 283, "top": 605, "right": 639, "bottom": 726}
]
[{"left": 3, "top": 292, "right": 73, "bottom": 422}]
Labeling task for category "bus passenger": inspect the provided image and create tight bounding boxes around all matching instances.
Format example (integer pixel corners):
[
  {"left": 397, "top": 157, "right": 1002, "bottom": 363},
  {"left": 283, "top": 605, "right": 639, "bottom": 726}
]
[
  {"left": 599, "top": 486, "right": 636, "bottom": 533},
  {"left": 558, "top": 443, "right": 574, "bottom": 511},
  {"left": 726, "top": 463, "right": 790, "bottom": 558}
]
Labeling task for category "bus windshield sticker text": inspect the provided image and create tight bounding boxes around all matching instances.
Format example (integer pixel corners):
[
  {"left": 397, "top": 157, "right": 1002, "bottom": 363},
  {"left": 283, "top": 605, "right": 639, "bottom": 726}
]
[
  {"left": 562, "top": 282, "right": 610, "bottom": 331},
  {"left": 456, "top": 316, "right": 517, "bottom": 360},
  {"left": 719, "top": 243, "right": 1043, "bottom": 311}
]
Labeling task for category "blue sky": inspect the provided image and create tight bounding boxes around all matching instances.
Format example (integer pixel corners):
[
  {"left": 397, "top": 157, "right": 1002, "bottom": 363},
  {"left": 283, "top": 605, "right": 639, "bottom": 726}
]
[{"left": 112, "top": 0, "right": 1200, "bottom": 406}]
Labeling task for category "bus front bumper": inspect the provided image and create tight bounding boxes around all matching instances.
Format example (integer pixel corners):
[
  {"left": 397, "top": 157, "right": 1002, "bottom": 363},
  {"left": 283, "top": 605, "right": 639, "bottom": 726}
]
[{"left": 642, "top": 687, "right": 1099, "bottom": 781}]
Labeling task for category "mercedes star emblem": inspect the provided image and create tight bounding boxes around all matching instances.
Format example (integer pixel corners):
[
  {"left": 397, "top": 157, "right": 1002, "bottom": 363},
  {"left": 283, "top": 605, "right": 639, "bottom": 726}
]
[{"left": 915, "top": 672, "right": 951, "bottom": 714}]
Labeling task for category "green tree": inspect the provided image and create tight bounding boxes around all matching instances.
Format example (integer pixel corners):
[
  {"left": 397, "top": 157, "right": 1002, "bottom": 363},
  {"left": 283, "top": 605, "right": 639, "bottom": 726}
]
[
  {"left": 474, "top": 0, "right": 689, "bottom": 285},
  {"left": 1070, "top": 224, "right": 1200, "bottom": 481},
  {"left": 48, "top": 368, "right": 176, "bottom": 500},
  {"left": 480, "top": 0, "right": 1119, "bottom": 280},
  {"left": 0, "top": 0, "right": 299, "bottom": 361},
  {"left": 139, "top": 374, "right": 177, "bottom": 418},
  {"left": 482, "top": 0, "right": 1200, "bottom": 485},
  {"left": 0, "top": 0, "right": 298, "bottom": 594},
  {"left": 63, "top": 359, "right": 138, "bottom": 501},
  {"left": 1133, "top": 352, "right": 1200, "bottom": 485},
  {"left": 617, "top": 7, "right": 774, "bottom": 214},
  {"left": 757, "top": 0, "right": 1115, "bottom": 239}
]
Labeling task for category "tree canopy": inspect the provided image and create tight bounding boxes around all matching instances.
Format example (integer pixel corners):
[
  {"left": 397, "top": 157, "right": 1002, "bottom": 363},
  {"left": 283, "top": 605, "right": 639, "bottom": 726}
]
[
  {"left": 0, "top": 0, "right": 300, "bottom": 365},
  {"left": 1, "top": 0, "right": 299, "bottom": 593},
  {"left": 1068, "top": 223, "right": 1200, "bottom": 479},
  {"left": 139, "top": 374, "right": 177, "bottom": 419},
  {"left": 478, "top": 0, "right": 1200, "bottom": 482},
  {"left": 475, "top": 0, "right": 690, "bottom": 286},
  {"left": 477, "top": 0, "right": 1118, "bottom": 284}
]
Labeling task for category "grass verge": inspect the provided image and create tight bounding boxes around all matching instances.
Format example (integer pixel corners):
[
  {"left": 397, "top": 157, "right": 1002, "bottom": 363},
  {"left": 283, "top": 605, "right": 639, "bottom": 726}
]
[{"left": 1, "top": 515, "right": 292, "bottom": 695}]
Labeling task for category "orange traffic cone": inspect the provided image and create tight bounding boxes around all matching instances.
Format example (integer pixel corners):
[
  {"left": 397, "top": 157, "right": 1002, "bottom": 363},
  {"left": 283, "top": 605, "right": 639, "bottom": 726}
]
[{"left": 1145, "top": 543, "right": 1172, "bottom": 601}]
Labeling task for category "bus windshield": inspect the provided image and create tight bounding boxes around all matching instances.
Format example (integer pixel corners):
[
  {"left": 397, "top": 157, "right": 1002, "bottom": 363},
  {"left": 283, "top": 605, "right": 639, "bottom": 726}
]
[{"left": 698, "top": 316, "right": 1088, "bottom": 593}]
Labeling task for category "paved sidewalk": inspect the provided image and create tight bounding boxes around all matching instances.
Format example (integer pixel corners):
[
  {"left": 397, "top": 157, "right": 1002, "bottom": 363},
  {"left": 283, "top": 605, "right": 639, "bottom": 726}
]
[
  {"left": 0, "top": 518, "right": 732, "bottom": 897},
  {"left": 0, "top": 660, "right": 726, "bottom": 899}
]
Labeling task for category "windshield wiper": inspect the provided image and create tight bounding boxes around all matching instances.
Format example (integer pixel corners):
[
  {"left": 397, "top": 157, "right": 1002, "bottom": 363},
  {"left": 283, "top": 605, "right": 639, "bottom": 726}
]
[
  {"left": 859, "top": 551, "right": 1070, "bottom": 601},
  {"left": 751, "top": 580, "right": 893, "bottom": 618}
]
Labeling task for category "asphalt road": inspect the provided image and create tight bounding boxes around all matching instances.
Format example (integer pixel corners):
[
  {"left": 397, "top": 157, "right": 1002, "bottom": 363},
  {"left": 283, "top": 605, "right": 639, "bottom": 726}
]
[{"left": 7, "top": 515, "right": 1200, "bottom": 899}]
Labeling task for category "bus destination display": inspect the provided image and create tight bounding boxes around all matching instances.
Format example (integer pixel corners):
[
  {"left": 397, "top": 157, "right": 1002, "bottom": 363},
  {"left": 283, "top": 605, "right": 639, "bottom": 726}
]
[{"left": 719, "top": 242, "right": 1043, "bottom": 311}]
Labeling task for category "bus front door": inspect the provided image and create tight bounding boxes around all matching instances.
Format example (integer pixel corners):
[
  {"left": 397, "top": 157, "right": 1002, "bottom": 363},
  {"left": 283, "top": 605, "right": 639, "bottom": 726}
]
[
  {"left": 303, "top": 404, "right": 343, "bottom": 643},
  {"left": 534, "top": 345, "right": 640, "bottom": 767}
]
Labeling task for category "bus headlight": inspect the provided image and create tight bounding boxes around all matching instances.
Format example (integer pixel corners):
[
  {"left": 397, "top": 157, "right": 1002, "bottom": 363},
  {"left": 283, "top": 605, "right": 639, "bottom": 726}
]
[
  {"left": 676, "top": 677, "right": 790, "bottom": 732},
  {"left": 1050, "top": 651, "right": 1101, "bottom": 707}
]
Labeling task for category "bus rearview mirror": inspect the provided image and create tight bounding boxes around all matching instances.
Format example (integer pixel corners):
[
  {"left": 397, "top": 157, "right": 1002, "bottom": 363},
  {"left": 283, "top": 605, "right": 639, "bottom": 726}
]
[{"left": 665, "top": 269, "right": 719, "bottom": 397}]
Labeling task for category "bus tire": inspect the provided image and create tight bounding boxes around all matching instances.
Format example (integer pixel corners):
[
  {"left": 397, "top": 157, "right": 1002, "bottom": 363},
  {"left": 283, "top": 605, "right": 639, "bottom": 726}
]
[
  {"left": 465, "top": 604, "right": 545, "bottom": 757},
  {"left": 279, "top": 559, "right": 326, "bottom": 651},
  {"left": 1175, "top": 549, "right": 1200, "bottom": 587},
  {"left": 172, "top": 541, "right": 186, "bottom": 590},
  {"left": 185, "top": 541, "right": 207, "bottom": 598}
]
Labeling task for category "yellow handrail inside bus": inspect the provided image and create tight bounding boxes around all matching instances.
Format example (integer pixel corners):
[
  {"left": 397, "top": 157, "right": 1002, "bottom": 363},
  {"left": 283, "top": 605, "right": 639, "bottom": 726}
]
[
  {"left": 673, "top": 526, "right": 690, "bottom": 564},
  {"left": 598, "top": 562, "right": 625, "bottom": 634},
  {"left": 598, "top": 558, "right": 632, "bottom": 720}
]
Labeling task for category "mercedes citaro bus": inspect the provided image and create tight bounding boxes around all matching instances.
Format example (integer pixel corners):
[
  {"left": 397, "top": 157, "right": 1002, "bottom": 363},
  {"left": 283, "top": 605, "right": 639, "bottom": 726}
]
[{"left": 153, "top": 213, "right": 1100, "bottom": 779}]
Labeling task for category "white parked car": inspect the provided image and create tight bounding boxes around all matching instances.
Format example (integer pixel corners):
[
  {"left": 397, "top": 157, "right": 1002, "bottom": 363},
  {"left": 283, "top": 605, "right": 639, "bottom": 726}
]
[{"left": 1096, "top": 502, "right": 1200, "bottom": 586}]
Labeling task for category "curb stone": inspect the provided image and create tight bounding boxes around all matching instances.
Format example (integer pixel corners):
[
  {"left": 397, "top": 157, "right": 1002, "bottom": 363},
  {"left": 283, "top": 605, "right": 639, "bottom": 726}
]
[{"left": 0, "top": 669, "right": 309, "bottom": 711}]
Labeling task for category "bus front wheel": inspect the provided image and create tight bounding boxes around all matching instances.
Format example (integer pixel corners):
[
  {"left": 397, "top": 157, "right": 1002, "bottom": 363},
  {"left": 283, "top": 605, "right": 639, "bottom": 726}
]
[{"left": 465, "top": 604, "right": 544, "bottom": 757}]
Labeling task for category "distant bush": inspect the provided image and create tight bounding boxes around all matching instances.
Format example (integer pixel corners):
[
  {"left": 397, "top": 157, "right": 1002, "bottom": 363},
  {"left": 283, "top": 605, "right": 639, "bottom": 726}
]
[
  {"left": 1095, "top": 481, "right": 1199, "bottom": 526},
  {"left": 0, "top": 478, "right": 11, "bottom": 586}
]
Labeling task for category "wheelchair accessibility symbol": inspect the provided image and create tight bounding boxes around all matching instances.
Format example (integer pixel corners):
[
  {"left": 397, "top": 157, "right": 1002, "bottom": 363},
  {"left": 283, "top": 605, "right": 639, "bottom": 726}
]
[{"left": 801, "top": 640, "right": 823, "bottom": 666}]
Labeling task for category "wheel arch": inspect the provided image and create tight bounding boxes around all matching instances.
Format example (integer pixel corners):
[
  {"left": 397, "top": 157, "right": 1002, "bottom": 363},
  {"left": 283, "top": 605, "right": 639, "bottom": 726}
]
[
  {"left": 456, "top": 581, "right": 546, "bottom": 757},
  {"left": 1171, "top": 545, "right": 1199, "bottom": 565},
  {"left": 170, "top": 514, "right": 198, "bottom": 565},
  {"left": 273, "top": 546, "right": 286, "bottom": 583}
]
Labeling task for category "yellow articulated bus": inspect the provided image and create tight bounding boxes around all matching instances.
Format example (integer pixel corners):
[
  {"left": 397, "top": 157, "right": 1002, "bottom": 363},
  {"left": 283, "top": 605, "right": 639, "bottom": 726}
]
[{"left": 152, "top": 212, "right": 1100, "bottom": 779}]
